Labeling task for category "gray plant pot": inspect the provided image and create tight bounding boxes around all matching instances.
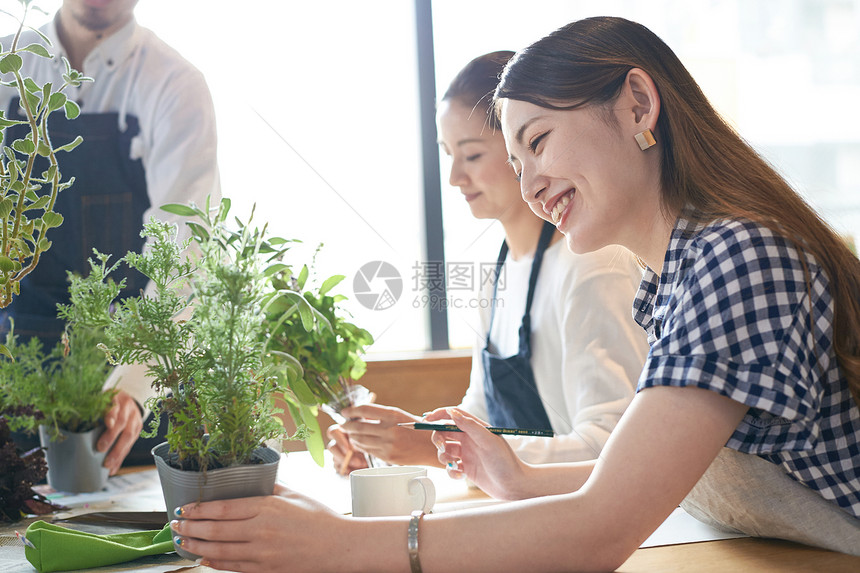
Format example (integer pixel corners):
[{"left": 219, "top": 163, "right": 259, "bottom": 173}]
[
  {"left": 151, "top": 441, "right": 280, "bottom": 560},
  {"left": 38, "top": 424, "right": 109, "bottom": 493}
]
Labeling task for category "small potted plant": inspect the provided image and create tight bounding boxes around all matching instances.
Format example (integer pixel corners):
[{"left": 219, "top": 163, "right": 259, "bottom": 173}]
[
  {"left": 264, "top": 250, "right": 374, "bottom": 465},
  {"left": 0, "top": 314, "right": 116, "bottom": 493},
  {"left": 0, "top": 0, "right": 91, "bottom": 521},
  {"left": 68, "top": 197, "right": 308, "bottom": 559}
]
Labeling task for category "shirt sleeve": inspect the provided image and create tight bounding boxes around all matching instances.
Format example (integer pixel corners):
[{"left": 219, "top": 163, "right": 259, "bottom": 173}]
[
  {"left": 639, "top": 226, "right": 830, "bottom": 454},
  {"left": 506, "top": 246, "right": 648, "bottom": 463},
  {"left": 137, "top": 63, "right": 221, "bottom": 235},
  {"left": 113, "top": 59, "right": 221, "bottom": 411}
]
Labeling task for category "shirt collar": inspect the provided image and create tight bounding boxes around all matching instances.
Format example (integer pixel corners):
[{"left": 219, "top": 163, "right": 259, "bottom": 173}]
[
  {"left": 633, "top": 213, "right": 706, "bottom": 336},
  {"left": 47, "top": 15, "right": 140, "bottom": 73}
]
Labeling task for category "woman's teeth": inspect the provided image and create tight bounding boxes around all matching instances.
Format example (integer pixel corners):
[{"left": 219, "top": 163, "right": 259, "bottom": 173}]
[{"left": 551, "top": 192, "right": 573, "bottom": 224}]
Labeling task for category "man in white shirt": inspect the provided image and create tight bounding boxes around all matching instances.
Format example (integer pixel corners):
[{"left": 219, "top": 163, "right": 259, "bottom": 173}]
[{"left": 1, "top": 0, "right": 220, "bottom": 474}]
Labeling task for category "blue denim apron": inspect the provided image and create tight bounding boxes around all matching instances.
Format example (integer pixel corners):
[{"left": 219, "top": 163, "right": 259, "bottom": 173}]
[
  {"left": 3, "top": 99, "right": 165, "bottom": 464},
  {"left": 2, "top": 97, "right": 149, "bottom": 345},
  {"left": 482, "top": 221, "right": 556, "bottom": 431}
]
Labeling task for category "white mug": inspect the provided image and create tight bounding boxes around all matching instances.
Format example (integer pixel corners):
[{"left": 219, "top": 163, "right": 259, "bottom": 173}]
[{"left": 350, "top": 466, "right": 436, "bottom": 517}]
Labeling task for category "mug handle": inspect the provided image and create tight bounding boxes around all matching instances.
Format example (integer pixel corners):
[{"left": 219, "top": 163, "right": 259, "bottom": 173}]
[{"left": 408, "top": 476, "right": 436, "bottom": 513}]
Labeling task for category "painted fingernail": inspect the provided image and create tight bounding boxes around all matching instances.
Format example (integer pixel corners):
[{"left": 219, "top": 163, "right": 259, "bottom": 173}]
[
  {"left": 447, "top": 461, "right": 456, "bottom": 470},
  {"left": 169, "top": 520, "right": 180, "bottom": 531},
  {"left": 173, "top": 506, "right": 184, "bottom": 517},
  {"left": 173, "top": 535, "right": 184, "bottom": 547}
]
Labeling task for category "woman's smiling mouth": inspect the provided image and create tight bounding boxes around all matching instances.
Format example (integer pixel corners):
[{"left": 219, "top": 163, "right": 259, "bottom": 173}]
[{"left": 550, "top": 190, "right": 575, "bottom": 224}]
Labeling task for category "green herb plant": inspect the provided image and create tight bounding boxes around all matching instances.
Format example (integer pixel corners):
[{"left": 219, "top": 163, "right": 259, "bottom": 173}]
[
  {"left": 0, "top": 319, "right": 116, "bottom": 440},
  {"left": 264, "top": 247, "right": 374, "bottom": 465},
  {"left": 68, "top": 197, "right": 308, "bottom": 473},
  {"left": 0, "top": 0, "right": 89, "bottom": 522},
  {"left": 0, "top": 0, "right": 90, "bottom": 323}
]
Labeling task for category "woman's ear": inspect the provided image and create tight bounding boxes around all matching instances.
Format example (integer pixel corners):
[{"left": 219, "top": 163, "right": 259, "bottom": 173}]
[{"left": 624, "top": 68, "right": 661, "bottom": 131}]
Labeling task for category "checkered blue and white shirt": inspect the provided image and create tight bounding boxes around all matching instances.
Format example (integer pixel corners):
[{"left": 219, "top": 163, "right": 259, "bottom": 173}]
[{"left": 633, "top": 216, "right": 860, "bottom": 518}]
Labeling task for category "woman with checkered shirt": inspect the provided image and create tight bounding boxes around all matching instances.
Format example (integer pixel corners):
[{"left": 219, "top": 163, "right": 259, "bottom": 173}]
[{"left": 168, "top": 17, "right": 859, "bottom": 572}]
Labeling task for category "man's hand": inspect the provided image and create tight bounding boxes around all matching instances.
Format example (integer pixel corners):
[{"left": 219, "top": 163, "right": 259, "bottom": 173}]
[{"left": 97, "top": 390, "right": 143, "bottom": 475}]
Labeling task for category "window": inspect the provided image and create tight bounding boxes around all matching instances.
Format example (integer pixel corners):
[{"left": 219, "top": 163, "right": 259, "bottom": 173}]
[{"left": 3, "top": 0, "right": 858, "bottom": 355}]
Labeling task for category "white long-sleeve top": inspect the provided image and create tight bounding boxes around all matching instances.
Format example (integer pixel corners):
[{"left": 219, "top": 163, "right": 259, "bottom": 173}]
[
  {"left": 459, "top": 242, "right": 649, "bottom": 463},
  {"left": 0, "top": 16, "right": 221, "bottom": 409}
]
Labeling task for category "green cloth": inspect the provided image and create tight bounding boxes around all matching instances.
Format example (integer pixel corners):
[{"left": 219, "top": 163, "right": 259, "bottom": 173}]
[{"left": 24, "top": 520, "right": 174, "bottom": 573}]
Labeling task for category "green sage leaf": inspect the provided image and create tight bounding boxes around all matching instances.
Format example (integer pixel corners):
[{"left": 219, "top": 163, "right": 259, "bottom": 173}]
[
  {"left": 19, "top": 43, "right": 51, "bottom": 58},
  {"left": 47, "top": 91, "right": 66, "bottom": 112},
  {"left": 11, "top": 138, "right": 35, "bottom": 155},
  {"left": 63, "top": 99, "right": 80, "bottom": 119},
  {"left": 55, "top": 135, "right": 82, "bottom": 153},
  {"left": 0, "top": 53, "right": 22, "bottom": 74},
  {"left": 41, "top": 211, "right": 63, "bottom": 228}
]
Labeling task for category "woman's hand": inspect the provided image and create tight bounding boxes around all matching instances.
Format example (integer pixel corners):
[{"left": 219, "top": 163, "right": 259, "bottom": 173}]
[
  {"left": 326, "top": 424, "right": 368, "bottom": 475},
  {"left": 428, "top": 408, "right": 531, "bottom": 500},
  {"left": 336, "top": 403, "right": 441, "bottom": 467},
  {"left": 171, "top": 484, "right": 350, "bottom": 572}
]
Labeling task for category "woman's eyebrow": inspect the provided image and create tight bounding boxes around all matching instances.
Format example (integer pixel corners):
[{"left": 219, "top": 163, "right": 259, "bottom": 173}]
[{"left": 514, "top": 117, "right": 539, "bottom": 145}]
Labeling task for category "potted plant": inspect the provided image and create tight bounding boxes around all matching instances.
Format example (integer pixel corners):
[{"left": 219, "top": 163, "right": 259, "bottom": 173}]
[
  {"left": 264, "top": 249, "right": 374, "bottom": 465},
  {"left": 67, "top": 197, "right": 308, "bottom": 559},
  {"left": 0, "top": 0, "right": 90, "bottom": 521},
  {"left": 0, "top": 314, "right": 116, "bottom": 493}
]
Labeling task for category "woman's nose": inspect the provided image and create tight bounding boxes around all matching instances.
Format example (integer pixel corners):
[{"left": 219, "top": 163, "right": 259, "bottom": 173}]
[
  {"left": 520, "top": 169, "right": 545, "bottom": 205},
  {"left": 448, "top": 161, "right": 468, "bottom": 187}
]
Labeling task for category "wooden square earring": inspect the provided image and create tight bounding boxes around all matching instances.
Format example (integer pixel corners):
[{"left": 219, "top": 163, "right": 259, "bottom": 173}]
[{"left": 634, "top": 129, "right": 657, "bottom": 150}]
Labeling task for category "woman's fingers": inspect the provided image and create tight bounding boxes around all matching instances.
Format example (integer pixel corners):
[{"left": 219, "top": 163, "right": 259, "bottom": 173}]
[{"left": 174, "top": 493, "right": 272, "bottom": 522}]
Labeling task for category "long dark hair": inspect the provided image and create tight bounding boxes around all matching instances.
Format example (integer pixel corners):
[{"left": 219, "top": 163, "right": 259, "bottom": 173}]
[
  {"left": 442, "top": 50, "right": 514, "bottom": 132},
  {"left": 495, "top": 16, "right": 860, "bottom": 409}
]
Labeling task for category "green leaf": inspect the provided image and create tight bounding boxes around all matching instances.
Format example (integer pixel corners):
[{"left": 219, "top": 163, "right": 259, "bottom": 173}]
[
  {"left": 12, "top": 138, "right": 35, "bottom": 155},
  {"left": 22, "top": 77, "right": 39, "bottom": 94},
  {"left": 0, "top": 53, "right": 22, "bottom": 74},
  {"left": 55, "top": 135, "right": 83, "bottom": 153},
  {"left": 185, "top": 221, "right": 210, "bottom": 242},
  {"left": 41, "top": 211, "right": 63, "bottom": 228},
  {"left": 63, "top": 99, "right": 80, "bottom": 119},
  {"left": 160, "top": 203, "right": 199, "bottom": 217},
  {"left": 0, "top": 116, "right": 25, "bottom": 129},
  {"left": 319, "top": 274, "right": 345, "bottom": 296},
  {"left": 217, "top": 197, "right": 232, "bottom": 222},
  {"left": 264, "top": 263, "right": 289, "bottom": 277},
  {"left": 18, "top": 43, "right": 51, "bottom": 58},
  {"left": 0, "top": 198, "right": 14, "bottom": 219},
  {"left": 23, "top": 89, "right": 39, "bottom": 115},
  {"left": 285, "top": 368, "right": 316, "bottom": 406},
  {"left": 37, "top": 238, "right": 51, "bottom": 252},
  {"left": 25, "top": 195, "right": 50, "bottom": 211},
  {"left": 301, "top": 407, "right": 325, "bottom": 466},
  {"left": 0, "top": 255, "right": 15, "bottom": 272},
  {"left": 47, "top": 91, "right": 66, "bottom": 112},
  {"left": 297, "top": 264, "right": 309, "bottom": 290},
  {"left": 298, "top": 300, "right": 313, "bottom": 331}
]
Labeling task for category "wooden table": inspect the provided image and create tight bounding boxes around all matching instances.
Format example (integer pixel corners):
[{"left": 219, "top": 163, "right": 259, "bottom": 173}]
[{"left": 2, "top": 451, "right": 858, "bottom": 572}]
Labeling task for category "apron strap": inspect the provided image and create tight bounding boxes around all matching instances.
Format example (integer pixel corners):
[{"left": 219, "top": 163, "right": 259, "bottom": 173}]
[{"left": 486, "top": 220, "right": 556, "bottom": 349}]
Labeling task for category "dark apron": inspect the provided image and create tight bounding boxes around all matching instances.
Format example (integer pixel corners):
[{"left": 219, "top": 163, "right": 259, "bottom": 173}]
[
  {"left": 4, "top": 98, "right": 165, "bottom": 465},
  {"left": 482, "top": 220, "right": 555, "bottom": 431}
]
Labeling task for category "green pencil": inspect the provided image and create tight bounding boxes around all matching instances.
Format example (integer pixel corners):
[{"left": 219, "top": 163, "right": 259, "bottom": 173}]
[{"left": 398, "top": 422, "right": 554, "bottom": 437}]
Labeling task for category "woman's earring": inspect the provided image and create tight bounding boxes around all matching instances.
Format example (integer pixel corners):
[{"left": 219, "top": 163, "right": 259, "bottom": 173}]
[{"left": 634, "top": 129, "right": 657, "bottom": 151}]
